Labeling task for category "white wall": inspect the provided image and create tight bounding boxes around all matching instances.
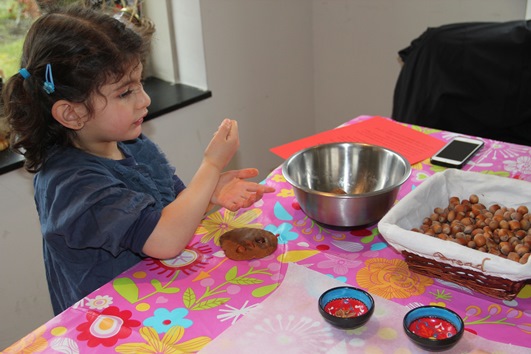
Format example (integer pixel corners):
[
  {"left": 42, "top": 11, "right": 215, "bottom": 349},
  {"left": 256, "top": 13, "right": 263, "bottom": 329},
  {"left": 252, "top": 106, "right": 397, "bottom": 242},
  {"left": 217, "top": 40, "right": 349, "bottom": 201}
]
[
  {"left": 312, "top": 0, "right": 527, "bottom": 132},
  {"left": 0, "top": 0, "right": 526, "bottom": 349},
  {"left": 143, "top": 0, "right": 315, "bottom": 183}
]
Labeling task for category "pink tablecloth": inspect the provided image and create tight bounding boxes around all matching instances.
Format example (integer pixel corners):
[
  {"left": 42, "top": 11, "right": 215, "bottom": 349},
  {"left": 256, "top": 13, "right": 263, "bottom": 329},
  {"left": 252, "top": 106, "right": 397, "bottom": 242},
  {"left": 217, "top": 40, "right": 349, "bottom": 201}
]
[{"left": 4, "top": 116, "right": 531, "bottom": 353}]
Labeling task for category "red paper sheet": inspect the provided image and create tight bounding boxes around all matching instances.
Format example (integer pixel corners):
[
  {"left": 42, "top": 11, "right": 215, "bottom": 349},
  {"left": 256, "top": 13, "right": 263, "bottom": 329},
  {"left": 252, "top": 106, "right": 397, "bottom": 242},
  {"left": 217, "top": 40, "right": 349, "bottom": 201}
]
[{"left": 270, "top": 116, "right": 446, "bottom": 165}]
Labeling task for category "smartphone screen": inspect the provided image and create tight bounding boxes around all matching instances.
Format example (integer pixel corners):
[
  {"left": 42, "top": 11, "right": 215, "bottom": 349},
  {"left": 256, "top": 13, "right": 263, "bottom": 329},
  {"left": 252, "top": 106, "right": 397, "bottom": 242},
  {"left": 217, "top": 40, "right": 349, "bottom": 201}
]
[{"left": 430, "top": 137, "right": 484, "bottom": 168}]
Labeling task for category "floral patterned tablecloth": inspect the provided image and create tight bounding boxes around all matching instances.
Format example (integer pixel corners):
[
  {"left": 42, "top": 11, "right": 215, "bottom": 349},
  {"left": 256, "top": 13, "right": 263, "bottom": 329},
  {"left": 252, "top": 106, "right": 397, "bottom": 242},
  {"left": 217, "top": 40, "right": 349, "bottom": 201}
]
[{"left": 4, "top": 116, "right": 531, "bottom": 353}]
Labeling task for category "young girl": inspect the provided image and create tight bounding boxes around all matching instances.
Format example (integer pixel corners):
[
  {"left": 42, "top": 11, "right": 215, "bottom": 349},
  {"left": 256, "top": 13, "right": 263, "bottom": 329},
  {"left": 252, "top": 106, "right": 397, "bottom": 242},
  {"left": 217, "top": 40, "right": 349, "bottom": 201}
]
[{"left": 3, "top": 6, "right": 275, "bottom": 315}]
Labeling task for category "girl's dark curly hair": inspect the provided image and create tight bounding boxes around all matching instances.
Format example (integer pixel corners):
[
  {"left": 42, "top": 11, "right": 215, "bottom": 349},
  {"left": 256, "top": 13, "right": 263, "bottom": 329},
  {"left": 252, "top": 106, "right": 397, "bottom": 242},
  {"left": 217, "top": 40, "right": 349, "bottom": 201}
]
[{"left": 2, "top": 5, "right": 152, "bottom": 173}]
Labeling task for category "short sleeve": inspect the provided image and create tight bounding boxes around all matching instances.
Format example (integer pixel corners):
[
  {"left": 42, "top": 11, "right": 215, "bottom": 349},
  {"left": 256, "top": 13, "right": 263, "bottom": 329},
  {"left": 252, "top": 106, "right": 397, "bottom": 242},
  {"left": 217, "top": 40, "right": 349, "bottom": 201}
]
[{"left": 38, "top": 167, "right": 159, "bottom": 256}]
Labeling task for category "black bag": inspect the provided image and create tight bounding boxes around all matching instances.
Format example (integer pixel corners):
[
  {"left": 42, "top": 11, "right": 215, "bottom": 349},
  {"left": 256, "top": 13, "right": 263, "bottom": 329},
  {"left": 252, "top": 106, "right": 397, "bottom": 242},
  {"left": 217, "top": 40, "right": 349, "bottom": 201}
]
[{"left": 392, "top": 20, "right": 531, "bottom": 146}]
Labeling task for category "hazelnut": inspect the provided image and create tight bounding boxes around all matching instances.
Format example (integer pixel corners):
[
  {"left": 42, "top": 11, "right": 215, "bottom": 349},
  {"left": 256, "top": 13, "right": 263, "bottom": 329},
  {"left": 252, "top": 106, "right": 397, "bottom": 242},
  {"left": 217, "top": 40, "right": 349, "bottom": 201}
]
[
  {"left": 432, "top": 223, "right": 443, "bottom": 234},
  {"left": 488, "top": 220, "right": 499, "bottom": 230},
  {"left": 515, "top": 244, "right": 530, "bottom": 257},
  {"left": 410, "top": 197, "right": 531, "bottom": 263},
  {"left": 517, "top": 205, "right": 529, "bottom": 215},
  {"left": 463, "top": 225, "right": 475, "bottom": 234},
  {"left": 507, "top": 252, "right": 520, "bottom": 262},
  {"left": 461, "top": 217, "right": 473, "bottom": 226},
  {"left": 511, "top": 212, "right": 523, "bottom": 221},
  {"left": 499, "top": 242, "right": 512, "bottom": 255},
  {"left": 489, "top": 204, "right": 501, "bottom": 213},
  {"left": 473, "top": 234, "right": 486, "bottom": 248},
  {"left": 499, "top": 220, "right": 509, "bottom": 230},
  {"left": 508, "top": 220, "right": 521, "bottom": 231},
  {"left": 449, "top": 196, "right": 460, "bottom": 204},
  {"left": 447, "top": 210, "right": 456, "bottom": 222}
]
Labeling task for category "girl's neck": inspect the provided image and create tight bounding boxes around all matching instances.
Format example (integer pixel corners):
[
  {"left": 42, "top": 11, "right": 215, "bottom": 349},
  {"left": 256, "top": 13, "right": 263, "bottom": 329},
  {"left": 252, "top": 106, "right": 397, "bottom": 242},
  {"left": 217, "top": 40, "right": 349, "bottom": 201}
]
[{"left": 74, "top": 140, "right": 124, "bottom": 160}]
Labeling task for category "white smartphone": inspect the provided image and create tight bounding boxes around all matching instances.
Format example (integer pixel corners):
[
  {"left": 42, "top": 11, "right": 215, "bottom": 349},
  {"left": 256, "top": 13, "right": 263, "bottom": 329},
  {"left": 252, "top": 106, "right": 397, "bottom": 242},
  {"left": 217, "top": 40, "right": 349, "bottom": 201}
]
[{"left": 430, "top": 136, "right": 484, "bottom": 169}]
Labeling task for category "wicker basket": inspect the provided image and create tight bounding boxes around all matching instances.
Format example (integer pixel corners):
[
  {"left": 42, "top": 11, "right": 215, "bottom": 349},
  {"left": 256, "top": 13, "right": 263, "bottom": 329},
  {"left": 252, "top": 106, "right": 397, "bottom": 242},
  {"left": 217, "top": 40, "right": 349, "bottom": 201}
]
[
  {"left": 402, "top": 251, "right": 528, "bottom": 300},
  {"left": 378, "top": 170, "right": 531, "bottom": 301}
]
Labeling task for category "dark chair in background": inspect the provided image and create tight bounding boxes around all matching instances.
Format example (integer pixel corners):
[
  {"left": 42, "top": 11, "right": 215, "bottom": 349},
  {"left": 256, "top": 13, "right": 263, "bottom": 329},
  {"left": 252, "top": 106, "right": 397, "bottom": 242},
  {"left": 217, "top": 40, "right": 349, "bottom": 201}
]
[{"left": 392, "top": 20, "right": 531, "bottom": 146}]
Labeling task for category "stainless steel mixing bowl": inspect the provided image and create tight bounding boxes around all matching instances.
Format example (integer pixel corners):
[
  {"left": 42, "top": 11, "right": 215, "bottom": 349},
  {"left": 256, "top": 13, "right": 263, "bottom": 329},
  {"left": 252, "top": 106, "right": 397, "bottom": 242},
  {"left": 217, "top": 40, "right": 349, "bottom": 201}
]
[{"left": 282, "top": 142, "right": 411, "bottom": 228}]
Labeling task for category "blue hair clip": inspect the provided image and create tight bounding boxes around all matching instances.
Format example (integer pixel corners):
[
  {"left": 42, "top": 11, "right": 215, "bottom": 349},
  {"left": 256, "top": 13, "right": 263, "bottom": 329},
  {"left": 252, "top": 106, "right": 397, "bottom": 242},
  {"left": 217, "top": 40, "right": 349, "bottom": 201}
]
[
  {"left": 43, "top": 64, "right": 55, "bottom": 94},
  {"left": 19, "top": 68, "right": 31, "bottom": 79}
]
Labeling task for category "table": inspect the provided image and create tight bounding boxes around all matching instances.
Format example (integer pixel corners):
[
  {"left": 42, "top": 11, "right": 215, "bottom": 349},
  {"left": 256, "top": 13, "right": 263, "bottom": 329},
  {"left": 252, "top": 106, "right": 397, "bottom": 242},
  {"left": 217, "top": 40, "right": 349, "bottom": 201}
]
[{"left": 4, "top": 116, "right": 531, "bottom": 353}]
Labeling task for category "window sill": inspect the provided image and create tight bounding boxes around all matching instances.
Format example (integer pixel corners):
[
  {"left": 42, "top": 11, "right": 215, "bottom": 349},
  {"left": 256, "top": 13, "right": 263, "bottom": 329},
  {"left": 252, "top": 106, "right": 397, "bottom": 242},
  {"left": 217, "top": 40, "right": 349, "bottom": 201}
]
[
  {"left": 0, "top": 77, "right": 212, "bottom": 175},
  {"left": 142, "top": 77, "right": 212, "bottom": 121}
]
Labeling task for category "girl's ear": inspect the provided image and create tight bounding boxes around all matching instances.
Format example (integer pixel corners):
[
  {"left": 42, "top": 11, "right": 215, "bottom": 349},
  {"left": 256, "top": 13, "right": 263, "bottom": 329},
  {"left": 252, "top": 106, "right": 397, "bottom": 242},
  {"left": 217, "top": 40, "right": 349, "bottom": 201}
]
[{"left": 51, "top": 100, "right": 85, "bottom": 130}]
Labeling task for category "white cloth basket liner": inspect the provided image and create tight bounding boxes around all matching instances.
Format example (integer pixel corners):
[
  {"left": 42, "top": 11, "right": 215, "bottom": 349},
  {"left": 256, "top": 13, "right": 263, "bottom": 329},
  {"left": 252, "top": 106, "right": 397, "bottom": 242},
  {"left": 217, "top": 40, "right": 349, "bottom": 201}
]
[{"left": 378, "top": 169, "right": 531, "bottom": 281}]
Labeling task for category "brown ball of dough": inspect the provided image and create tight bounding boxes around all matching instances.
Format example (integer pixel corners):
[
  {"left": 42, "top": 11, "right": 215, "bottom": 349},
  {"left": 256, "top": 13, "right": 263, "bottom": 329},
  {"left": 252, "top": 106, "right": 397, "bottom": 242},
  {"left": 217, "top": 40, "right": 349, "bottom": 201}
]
[{"left": 220, "top": 228, "right": 278, "bottom": 261}]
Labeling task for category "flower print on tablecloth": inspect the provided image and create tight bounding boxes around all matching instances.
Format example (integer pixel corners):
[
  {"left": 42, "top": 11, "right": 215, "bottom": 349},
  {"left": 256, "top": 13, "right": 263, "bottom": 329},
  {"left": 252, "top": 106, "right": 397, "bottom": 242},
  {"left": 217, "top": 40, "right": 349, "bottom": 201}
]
[
  {"left": 241, "top": 314, "right": 333, "bottom": 353},
  {"left": 143, "top": 308, "right": 193, "bottom": 334},
  {"left": 76, "top": 306, "right": 140, "bottom": 348},
  {"left": 216, "top": 300, "right": 261, "bottom": 325},
  {"left": 269, "top": 172, "right": 286, "bottom": 184},
  {"left": 200, "top": 263, "right": 531, "bottom": 354},
  {"left": 292, "top": 214, "right": 347, "bottom": 240},
  {"left": 503, "top": 152, "right": 531, "bottom": 178},
  {"left": 265, "top": 222, "right": 298, "bottom": 244},
  {"left": 115, "top": 326, "right": 211, "bottom": 353},
  {"left": 356, "top": 258, "right": 433, "bottom": 299},
  {"left": 463, "top": 303, "right": 531, "bottom": 339},
  {"left": 465, "top": 139, "right": 531, "bottom": 180},
  {"left": 146, "top": 242, "right": 212, "bottom": 277},
  {"left": 316, "top": 252, "right": 362, "bottom": 275},
  {"left": 476, "top": 139, "right": 530, "bottom": 172},
  {"left": 182, "top": 265, "right": 276, "bottom": 312},
  {"left": 276, "top": 188, "right": 295, "bottom": 198},
  {"left": 267, "top": 171, "right": 297, "bottom": 199},
  {"left": 112, "top": 243, "right": 212, "bottom": 305},
  {"left": 70, "top": 293, "right": 114, "bottom": 311},
  {"left": 196, "top": 208, "right": 264, "bottom": 245},
  {"left": 272, "top": 201, "right": 293, "bottom": 221},
  {"left": 85, "top": 294, "right": 114, "bottom": 310}
]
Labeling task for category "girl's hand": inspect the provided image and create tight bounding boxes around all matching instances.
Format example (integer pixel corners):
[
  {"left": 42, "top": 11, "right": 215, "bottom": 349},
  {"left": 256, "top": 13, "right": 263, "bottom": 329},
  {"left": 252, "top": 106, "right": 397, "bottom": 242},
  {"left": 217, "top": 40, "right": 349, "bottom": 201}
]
[
  {"left": 211, "top": 168, "right": 276, "bottom": 211},
  {"left": 203, "top": 119, "right": 239, "bottom": 172}
]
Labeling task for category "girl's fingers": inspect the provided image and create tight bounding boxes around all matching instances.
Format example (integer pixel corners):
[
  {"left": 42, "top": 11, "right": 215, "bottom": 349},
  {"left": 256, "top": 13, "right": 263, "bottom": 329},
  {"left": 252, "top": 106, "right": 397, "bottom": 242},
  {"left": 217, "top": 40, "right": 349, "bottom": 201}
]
[{"left": 234, "top": 168, "right": 259, "bottom": 179}]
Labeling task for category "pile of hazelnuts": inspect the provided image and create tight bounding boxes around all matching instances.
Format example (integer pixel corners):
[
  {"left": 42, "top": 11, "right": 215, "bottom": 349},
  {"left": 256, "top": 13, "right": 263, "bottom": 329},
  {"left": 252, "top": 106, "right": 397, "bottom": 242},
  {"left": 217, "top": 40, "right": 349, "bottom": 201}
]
[{"left": 411, "top": 194, "right": 530, "bottom": 264}]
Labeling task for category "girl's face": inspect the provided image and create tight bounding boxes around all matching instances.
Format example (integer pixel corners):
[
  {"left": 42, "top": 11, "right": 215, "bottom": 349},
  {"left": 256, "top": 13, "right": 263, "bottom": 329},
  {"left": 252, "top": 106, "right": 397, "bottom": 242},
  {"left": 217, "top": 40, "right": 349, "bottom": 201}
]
[{"left": 81, "top": 63, "right": 151, "bottom": 146}]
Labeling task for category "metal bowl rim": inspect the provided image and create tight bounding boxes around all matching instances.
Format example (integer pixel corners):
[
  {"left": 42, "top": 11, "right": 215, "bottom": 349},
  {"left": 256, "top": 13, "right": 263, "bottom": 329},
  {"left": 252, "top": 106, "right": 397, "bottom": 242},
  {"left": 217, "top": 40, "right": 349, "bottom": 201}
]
[{"left": 282, "top": 142, "right": 412, "bottom": 198}]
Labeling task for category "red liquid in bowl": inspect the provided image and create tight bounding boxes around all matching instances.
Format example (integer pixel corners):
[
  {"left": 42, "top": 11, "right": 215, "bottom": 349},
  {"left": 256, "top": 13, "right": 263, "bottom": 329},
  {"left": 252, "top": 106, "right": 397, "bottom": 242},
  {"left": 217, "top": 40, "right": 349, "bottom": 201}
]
[
  {"left": 324, "top": 298, "right": 368, "bottom": 318},
  {"left": 409, "top": 317, "right": 458, "bottom": 340}
]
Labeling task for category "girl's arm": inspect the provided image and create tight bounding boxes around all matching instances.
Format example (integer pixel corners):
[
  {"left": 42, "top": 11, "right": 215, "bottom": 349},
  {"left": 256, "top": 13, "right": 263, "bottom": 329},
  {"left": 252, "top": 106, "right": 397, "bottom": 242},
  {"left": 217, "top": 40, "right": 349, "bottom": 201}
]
[{"left": 142, "top": 119, "right": 238, "bottom": 259}]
